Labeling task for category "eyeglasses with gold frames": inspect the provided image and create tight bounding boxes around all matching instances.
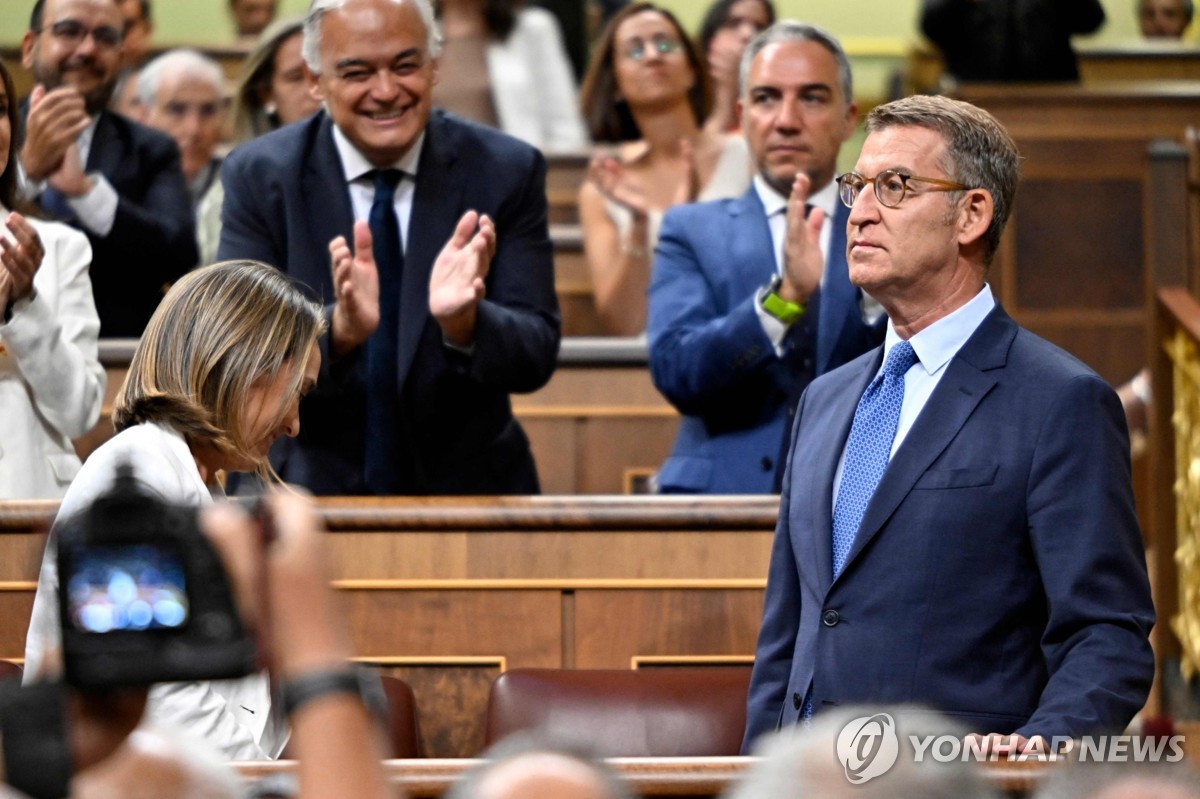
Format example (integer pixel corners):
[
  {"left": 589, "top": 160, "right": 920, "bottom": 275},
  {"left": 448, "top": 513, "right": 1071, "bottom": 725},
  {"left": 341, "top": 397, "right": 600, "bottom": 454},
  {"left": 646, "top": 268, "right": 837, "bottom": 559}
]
[{"left": 837, "top": 169, "right": 969, "bottom": 209}]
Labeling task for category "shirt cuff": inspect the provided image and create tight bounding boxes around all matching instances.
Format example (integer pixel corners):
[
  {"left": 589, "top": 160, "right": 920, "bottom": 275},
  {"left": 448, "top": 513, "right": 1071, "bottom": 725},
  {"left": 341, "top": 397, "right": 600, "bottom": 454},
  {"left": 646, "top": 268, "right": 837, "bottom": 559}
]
[
  {"left": 755, "top": 285, "right": 790, "bottom": 356},
  {"left": 66, "top": 173, "right": 118, "bottom": 236}
]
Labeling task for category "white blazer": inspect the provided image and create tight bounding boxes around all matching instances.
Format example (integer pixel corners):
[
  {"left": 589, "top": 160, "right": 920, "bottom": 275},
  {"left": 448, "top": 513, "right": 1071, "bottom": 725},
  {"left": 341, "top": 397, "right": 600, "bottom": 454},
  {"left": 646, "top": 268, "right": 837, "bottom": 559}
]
[
  {"left": 487, "top": 7, "right": 588, "bottom": 152},
  {"left": 0, "top": 214, "right": 104, "bottom": 500},
  {"left": 25, "top": 423, "right": 289, "bottom": 761}
]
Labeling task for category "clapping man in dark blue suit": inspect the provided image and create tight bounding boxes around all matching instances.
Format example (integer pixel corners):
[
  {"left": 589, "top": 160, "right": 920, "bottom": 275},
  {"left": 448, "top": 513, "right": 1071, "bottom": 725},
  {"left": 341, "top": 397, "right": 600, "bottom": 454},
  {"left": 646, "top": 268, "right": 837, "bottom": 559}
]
[
  {"left": 744, "top": 95, "right": 1154, "bottom": 753},
  {"left": 648, "top": 22, "right": 883, "bottom": 495},
  {"left": 218, "top": 0, "right": 559, "bottom": 495}
]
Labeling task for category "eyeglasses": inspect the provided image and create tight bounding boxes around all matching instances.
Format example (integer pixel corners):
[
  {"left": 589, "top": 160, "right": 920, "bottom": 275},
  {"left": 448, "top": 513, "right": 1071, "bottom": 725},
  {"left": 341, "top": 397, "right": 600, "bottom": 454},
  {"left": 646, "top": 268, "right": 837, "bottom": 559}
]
[
  {"left": 837, "top": 169, "right": 969, "bottom": 209},
  {"left": 37, "top": 19, "right": 124, "bottom": 50},
  {"left": 622, "top": 36, "right": 683, "bottom": 62}
]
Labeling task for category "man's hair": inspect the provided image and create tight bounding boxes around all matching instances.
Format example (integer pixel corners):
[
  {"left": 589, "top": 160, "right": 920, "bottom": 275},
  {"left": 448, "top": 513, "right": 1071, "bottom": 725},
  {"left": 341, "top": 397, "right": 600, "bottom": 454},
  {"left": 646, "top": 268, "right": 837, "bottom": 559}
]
[
  {"left": 733, "top": 706, "right": 999, "bottom": 799},
  {"left": 31, "top": 0, "right": 122, "bottom": 31},
  {"left": 135, "top": 49, "right": 224, "bottom": 108},
  {"left": 301, "top": 0, "right": 443, "bottom": 75},
  {"left": 866, "top": 94, "right": 1020, "bottom": 264},
  {"left": 127, "top": 0, "right": 151, "bottom": 25},
  {"left": 113, "top": 261, "right": 326, "bottom": 477},
  {"left": 579, "top": 2, "right": 711, "bottom": 143},
  {"left": 739, "top": 20, "right": 852, "bottom": 105},
  {"left": 445, "top": 734, "right": 634, "bottom": 799}
]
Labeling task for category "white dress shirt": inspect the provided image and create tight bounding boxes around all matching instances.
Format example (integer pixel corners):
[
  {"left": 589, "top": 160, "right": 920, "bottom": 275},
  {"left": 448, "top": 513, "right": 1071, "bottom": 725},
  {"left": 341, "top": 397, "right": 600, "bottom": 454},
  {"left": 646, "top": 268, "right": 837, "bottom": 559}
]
[{"left": 331, "top": 124, "right": 424, "bottom": 251}]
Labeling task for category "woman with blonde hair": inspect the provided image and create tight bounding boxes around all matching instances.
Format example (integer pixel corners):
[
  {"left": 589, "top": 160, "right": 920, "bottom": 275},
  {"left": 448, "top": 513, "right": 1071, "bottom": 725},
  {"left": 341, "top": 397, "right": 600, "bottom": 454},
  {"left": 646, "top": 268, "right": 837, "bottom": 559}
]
[
  {"left": 24, "top": 260, "right": 326, "bottom": 761},
  {"left": 578, "top": 2, "right": 752, "bottom": 336}
]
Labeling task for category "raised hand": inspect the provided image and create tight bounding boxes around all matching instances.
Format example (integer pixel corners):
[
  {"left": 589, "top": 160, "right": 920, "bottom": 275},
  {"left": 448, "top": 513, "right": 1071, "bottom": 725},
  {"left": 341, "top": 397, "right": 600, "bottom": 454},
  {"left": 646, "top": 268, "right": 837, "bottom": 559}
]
[
  {"left": 0, "top": 212, "right": 45, "bottom": 313},
  {"left": 586, "top": 153, "right": 650, "bottom": 217},
  {"left": 328, "top": 221, "right": 380, "bottom": 356},
  {"left": 21, "top": 84, "right": 90, "bottom": 182},
  {"left": 429, "top": 210, "right": 495, "bottom": 347},
  {"left": 780, "top": 172, "right": 825, "bottom": 305}
]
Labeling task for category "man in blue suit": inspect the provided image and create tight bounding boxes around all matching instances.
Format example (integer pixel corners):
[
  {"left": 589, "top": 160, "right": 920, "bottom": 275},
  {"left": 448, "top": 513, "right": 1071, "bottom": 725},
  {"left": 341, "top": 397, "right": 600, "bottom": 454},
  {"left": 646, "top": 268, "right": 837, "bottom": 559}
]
[
  {"left": 218, "top": 0, "right": 559, "bottom": 495},
  {"left": 744, "top": 95, "right": 1155, "bottom": 753},
  {"left": 648, "top": 22, "right": 882, "bottom": 495}
]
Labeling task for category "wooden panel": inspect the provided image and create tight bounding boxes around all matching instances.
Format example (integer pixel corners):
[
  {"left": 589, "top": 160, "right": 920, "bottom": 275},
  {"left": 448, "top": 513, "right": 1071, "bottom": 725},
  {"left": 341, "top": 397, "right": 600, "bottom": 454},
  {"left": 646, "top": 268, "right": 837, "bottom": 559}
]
[
  {"left": 517, "top": 417, "right": 580, "bottom": 495},
  {"left": 578, "top": 417, "right": 679, "bottom": 494},
  {"left": 1013, "top": 178, "right": 1143, "bottom": 311},
  {"left": 1012, "top": 319, "right": 1145, "bottom": 386},
  {"left": 574, "top": 590, "right": 765, "bottom": 670},
  {"left": 0, "top": 592, "right": 34, "bottom": 660}
]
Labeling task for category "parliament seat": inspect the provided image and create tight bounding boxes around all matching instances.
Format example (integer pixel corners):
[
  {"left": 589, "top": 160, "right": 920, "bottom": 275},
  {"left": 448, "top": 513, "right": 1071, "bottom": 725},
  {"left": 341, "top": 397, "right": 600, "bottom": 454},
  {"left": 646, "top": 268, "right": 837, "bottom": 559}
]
[
  {"left": 483, "top": 667, "right": 751, "bottom": 757},
  {"left": 379, "top": 674, "right": 422, "bottom": 758}
]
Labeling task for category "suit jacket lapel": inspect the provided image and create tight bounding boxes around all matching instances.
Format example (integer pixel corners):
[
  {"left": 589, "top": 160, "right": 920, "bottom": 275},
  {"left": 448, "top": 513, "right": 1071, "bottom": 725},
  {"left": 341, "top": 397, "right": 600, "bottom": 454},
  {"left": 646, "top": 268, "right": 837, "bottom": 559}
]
[
  {"left": 727, "top": 187, "right": 777, "bottom": 289},
  {"left": 401, "top": 112, "right": 464, "bottom": 384},
  {"left": 838, "top": 305, "right": 1015, "bottom": 577},
  {"left": 87, "top": 112, "right": 123, "bottom": 179},
  {"left": 303, "top": 115, "right": 355, "bottom": 300},
  {"left": 815, "top": 202, "right": 856, "bottom": 375}
]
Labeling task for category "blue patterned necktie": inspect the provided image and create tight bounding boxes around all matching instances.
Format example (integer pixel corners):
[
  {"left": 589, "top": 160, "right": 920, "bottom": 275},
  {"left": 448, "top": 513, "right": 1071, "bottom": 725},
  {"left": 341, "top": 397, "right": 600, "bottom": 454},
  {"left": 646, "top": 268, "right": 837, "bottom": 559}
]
[
  {"left": 364, "top": 169, "right": 405, "bottom": 495},
  {"left": 830, "top": 340, "right": 918, "bottom": 579}
]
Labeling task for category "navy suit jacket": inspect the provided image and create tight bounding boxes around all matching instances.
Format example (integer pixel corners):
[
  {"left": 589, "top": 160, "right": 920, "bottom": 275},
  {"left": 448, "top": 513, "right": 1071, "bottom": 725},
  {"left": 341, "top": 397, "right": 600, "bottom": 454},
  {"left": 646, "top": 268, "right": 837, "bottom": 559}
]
[
  {"left": 743, "top": 303, "right": 1155, "bottom": 748},
  {"left": 29, "top": 110, "right": 197, "bottom": 337},
  {"left": 647, "top": 188, "right": 881, "bottom": 494},
  {"left": 218, "top": 110, "right": 560, "bottom": 495}
]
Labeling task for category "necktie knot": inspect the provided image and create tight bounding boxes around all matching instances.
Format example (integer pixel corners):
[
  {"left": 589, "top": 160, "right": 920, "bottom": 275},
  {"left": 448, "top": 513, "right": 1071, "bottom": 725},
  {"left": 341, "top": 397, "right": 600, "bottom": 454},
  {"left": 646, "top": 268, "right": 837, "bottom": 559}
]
[
  {"left": 882, "top": 340, "right": 917, "bottom": 379},
  {"left": 372, "top": 168, "right": 404, "bottom": 200}
]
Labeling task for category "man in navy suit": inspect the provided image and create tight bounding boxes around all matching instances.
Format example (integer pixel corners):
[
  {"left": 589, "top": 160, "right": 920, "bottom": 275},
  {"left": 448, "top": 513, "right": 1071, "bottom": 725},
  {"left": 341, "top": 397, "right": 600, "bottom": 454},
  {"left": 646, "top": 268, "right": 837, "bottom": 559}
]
[
  {"left": 21, "top": 0, "right": 196, "bottom": 337},
  {"left": 744, "top": 95, "right": 1155, "bottom": 752},
  {"left": 218, "top": 0, "right": 559, "bottom": 495},
  {"left": 647, "top": 22, "right": 882, "bottom": 495}
]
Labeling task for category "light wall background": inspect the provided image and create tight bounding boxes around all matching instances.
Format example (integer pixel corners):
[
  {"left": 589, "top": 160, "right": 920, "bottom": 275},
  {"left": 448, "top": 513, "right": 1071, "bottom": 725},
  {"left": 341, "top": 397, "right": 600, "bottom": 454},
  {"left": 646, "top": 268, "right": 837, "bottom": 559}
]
[{"left": 0, "top": 0, "right": 1148, "bottom": 51}]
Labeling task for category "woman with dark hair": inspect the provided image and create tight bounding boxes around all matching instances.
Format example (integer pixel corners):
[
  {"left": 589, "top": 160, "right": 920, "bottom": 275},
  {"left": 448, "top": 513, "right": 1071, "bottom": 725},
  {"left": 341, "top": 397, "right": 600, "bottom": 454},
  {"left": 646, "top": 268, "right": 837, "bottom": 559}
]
[
  {"left": 435, "top": 0, "right": 587, "bottom": 150},
  {"left": 577, "top": 2, "right": 751, "bottom": 335},
  {"left": 0, "top": 60, "right": 104, "bottom": 500},
  {"left": 697, "top": 0, "right": 775, "bottom": 133}
]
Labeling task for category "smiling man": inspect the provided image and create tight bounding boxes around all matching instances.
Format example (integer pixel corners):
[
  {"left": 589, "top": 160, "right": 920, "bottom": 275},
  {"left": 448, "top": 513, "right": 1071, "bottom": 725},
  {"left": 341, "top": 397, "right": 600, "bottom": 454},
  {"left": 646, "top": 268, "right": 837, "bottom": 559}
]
[
  {"left": 20, "top": 0, "right": 197, "bottom": 337},
  {"left": 218, "top": 0, "right": 560, "bottom": 497},
  {"left": 743, "top": 94, "right": 1154, "bottom": 753},
  {"left": 647, "top": 21, "right": 883, "bottom": 495}
]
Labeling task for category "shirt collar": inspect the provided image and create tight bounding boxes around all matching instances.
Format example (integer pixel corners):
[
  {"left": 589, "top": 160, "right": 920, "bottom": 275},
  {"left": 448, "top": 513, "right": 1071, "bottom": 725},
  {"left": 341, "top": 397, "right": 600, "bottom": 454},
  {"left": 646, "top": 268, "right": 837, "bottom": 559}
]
[
  {"left": 752, "top": 173, "right": 838, "bottom": 220},
  {"left": 331, "top": 123, "right": 425, "bottom": 183},
  {"left": 884, "top": 283, "right": 996, "bottom": 376}
]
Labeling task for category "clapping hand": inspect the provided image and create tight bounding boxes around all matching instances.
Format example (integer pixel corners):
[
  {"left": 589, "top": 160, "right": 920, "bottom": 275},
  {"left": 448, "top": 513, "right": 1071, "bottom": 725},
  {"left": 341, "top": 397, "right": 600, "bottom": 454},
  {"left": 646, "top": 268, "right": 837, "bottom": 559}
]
[
  {"left": 328, "top": 221, "right": 380, "bottom": 356},
  {"left": 429, "top": 210, "right": 495, "bottom": 348},
  {"left": 0, "top": 212, "right": 45, "bottom": 314}
]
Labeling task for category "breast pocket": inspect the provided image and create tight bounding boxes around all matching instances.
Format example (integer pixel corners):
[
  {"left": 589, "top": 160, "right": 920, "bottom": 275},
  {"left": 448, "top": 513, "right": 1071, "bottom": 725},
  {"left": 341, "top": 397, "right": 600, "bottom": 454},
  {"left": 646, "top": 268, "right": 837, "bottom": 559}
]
[{"left": 912, "top": 464, "right": 998, "bottom": 490}]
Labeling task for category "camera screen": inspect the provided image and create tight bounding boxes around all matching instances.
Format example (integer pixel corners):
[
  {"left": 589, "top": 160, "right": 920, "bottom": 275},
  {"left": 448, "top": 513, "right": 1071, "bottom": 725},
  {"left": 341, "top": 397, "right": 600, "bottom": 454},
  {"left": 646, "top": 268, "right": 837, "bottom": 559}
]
[{"left": 65, "top": 545, "right": 189, "bottom": 633}]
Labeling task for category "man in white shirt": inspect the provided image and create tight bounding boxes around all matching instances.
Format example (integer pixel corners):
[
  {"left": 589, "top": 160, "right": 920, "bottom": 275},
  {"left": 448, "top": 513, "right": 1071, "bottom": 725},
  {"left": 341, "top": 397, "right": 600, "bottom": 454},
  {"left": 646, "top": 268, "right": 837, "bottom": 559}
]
[
  {"left": 20, "top": 0, "right": 196, "bottom": 337},
  {"left": 744, "top": 94, "right": 1154, "bottom": 756}
]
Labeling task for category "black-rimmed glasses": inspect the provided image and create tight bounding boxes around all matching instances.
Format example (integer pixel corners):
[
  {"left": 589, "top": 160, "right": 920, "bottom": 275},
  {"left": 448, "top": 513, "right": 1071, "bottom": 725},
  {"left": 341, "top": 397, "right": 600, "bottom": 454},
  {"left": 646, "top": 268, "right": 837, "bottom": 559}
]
[{"left": 837, "top": 169, "right": 969, "bottom": 209}]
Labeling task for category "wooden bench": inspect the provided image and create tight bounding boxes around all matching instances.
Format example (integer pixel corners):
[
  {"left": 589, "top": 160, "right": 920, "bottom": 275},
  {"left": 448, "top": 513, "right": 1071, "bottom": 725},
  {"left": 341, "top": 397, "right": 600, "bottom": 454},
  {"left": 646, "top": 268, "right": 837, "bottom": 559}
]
[{"left": 0, "top": 495, "right": 778, "bottom": 757}]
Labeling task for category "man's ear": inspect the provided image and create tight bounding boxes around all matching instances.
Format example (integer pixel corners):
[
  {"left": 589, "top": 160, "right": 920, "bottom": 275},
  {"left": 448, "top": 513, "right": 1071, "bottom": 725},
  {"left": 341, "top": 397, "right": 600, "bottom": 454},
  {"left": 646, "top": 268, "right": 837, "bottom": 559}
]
[
  {"left": 21, "top": 30, "right": 37, "bottom": 71},
  {"left": 305, "top": 65, "right": 324, "bottom": 102},
  {"left": 430, "top": 57, "right": 439, "bottom": 87},
  {"left": 956, "top": 187, "right": 994, "bottom": 249},
  {"left": 840, "top": 101, "right": 859, "bottom": 143}
]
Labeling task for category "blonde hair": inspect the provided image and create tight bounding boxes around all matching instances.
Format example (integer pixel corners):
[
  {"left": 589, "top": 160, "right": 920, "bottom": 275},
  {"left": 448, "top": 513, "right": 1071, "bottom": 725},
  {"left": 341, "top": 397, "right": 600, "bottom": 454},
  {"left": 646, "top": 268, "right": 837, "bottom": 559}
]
[{"left": 113, "top": 261, "right": 326, "bottom": 475}]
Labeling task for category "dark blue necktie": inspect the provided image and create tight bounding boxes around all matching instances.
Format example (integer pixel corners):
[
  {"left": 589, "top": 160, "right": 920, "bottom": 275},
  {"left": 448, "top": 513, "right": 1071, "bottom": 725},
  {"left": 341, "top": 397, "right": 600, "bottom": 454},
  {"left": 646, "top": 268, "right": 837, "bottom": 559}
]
[
  {"left": 830, "top": 340, "right": 918, "bottom": 578},
  {"left": 364, "top": 169, "right": 405, "bottom": 495}
]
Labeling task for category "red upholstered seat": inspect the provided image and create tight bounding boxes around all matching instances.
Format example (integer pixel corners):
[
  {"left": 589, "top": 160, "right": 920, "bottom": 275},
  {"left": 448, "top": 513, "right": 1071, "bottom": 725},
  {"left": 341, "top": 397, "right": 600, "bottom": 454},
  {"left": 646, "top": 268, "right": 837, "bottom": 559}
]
[{"left": 483, "top": 667, "right": 751, "bottom": 757}]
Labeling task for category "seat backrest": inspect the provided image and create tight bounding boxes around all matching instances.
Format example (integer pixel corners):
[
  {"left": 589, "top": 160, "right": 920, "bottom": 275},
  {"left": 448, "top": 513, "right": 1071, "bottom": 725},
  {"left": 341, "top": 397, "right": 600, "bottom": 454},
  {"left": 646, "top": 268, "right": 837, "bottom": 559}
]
[
  {"left": 483, "top": 667, "right": 751, "bottom": 757},
  {"left": 379, "top": 674, "right": 422, "bottom": 758},
  {"left": 0, "top": 661, "right": 22, "bottom": 682}
]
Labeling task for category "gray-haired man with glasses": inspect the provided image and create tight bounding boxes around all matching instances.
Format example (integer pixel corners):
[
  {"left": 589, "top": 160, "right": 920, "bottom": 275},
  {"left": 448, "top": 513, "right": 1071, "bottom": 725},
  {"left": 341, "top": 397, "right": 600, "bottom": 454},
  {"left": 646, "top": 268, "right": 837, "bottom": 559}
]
[
  {"left": 745, "top": 94, "right": 1154, "bottom": 757},
  {"left": 647, "top": 21, "right": 883, "bottom": 496},
  {"left": 20, "top": 0, "right": 196, "bottom": 337}
]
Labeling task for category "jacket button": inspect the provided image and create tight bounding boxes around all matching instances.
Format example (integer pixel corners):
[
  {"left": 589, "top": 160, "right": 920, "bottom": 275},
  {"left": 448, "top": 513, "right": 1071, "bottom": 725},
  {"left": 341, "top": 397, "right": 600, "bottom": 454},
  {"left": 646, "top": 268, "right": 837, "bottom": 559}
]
[
  {"left": 761, "top": 456, "right": 773, "bottom": 471},
  {"left": 793, "top": 692, "right": 802, "bottom": 710},
  {"left": 822, "top": 609, "right": 840, "bottom": 627}
]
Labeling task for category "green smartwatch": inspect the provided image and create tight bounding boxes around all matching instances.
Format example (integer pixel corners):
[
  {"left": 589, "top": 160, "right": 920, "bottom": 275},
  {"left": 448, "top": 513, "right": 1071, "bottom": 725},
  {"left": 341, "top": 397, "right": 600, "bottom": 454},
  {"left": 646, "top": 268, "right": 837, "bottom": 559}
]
[{"left": 761, "top": 275, "right": 805, "bottom": 324}]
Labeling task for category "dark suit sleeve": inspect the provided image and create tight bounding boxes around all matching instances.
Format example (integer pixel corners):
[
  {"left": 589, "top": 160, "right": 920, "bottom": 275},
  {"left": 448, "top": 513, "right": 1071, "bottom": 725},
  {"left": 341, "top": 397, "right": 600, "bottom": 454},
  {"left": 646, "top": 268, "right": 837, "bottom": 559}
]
[
  {"left": 1063, "top": 0, "right": 1105, "bottom": 33},
  {"left": 216, "top": 152, "right": 284, "bottom": 267},
  {"left": 461, "top": 148, "right": 560, "bottom": 393},
  {"left": 742, "top": 387, "right": 807, "bottom": 752},
  {"left": 1019, "top": 374, "right": 1155, "bottom": 738},
  {"left": 101, "top": 134, "right": 197, "bottom": 282},
  {"left": 648, "top": 207, "right": 787, "bottom": 418}
]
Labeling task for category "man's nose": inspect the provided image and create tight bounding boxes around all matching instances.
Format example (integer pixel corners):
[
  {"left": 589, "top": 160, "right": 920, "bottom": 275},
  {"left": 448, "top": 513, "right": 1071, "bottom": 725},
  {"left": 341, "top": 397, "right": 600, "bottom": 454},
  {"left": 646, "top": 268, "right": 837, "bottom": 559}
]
[
  {"left": 369, "top": 71, "right": 401, "bottom": 100},
  {"left": 774, "top": 99, "right": 802, "bottom": 131}
]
